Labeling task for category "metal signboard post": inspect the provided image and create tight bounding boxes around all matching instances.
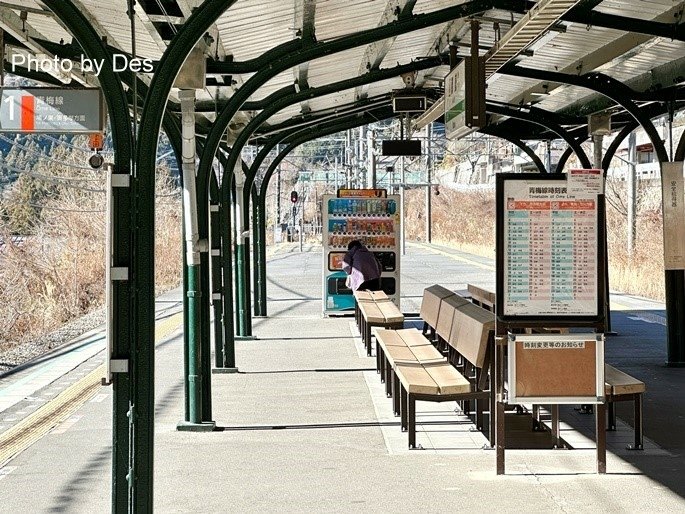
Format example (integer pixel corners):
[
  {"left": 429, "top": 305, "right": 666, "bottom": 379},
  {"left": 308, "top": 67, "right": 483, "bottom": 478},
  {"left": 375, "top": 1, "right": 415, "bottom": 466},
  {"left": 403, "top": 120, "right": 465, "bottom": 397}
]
[
  {"left": 0, "top": 88, "right": 104, "bottom": 132},
  {"left": 494, "top": 173, "right": 607, "bottom": 476}
]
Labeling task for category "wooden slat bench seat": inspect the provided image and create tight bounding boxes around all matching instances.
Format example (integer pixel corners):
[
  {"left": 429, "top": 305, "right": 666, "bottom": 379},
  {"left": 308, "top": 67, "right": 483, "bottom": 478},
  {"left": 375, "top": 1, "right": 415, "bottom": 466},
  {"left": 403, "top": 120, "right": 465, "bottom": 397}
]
[
  {"left": 420, "top": 285, "right": 456, "bottom": 339},
  {"left": 467, "top": 283, "right": 496, "bottom": 312},
  {"left": 376, "top": 301, "right": 495, "bottom": 449},
  {"left": 375, "top": 328, "right": 445, "bottom": 403},
  {"left": 605, "top": 364, "right": 645, "bottom": 449},
  {"left": 358, "top": 297, "right": 404, "bottom": 357},
  {"left": 353, "top": 290, "right": 389, "bottom": 329},
  {"left": 434, "top": 295, "right": 470, "bottom": 349}
]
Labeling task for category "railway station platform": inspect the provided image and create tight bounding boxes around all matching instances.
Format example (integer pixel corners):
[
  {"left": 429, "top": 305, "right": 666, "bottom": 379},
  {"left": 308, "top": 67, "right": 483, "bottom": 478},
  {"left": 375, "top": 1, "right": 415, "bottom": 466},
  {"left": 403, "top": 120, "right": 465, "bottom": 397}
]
[{"left": 1, "top": 243, "right": 684, "bottom": 512}]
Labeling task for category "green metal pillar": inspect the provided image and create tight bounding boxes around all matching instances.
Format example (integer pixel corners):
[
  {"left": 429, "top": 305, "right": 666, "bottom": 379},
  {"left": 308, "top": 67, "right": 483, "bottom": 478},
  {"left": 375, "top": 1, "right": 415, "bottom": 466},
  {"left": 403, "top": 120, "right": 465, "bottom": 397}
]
[
  {"left": 234, "top": 165, "right": 251, "bottom": 337},
  {"left": 40, "top": 2, "right": 134, "bottom": 511},
  {"left": 219, "top": 168, "right": 237, "bottom": 369},
  {"left": 177, "top": 89, "right": 214, "bottom": 432},
  {"left": 199, "top": 231, "right": 213, "bottom": 419},
  {"left": 209, "top": 172, "right": 234, "bottom": 371},
  {"left": 257, "top": 193, "right": 268, "bottom": 317},
  {"left": 242, "top": 188, "right": 253, "bottom": 337},
  {"left": 252, "top": 187, "right": 262, "bottom": 317}
]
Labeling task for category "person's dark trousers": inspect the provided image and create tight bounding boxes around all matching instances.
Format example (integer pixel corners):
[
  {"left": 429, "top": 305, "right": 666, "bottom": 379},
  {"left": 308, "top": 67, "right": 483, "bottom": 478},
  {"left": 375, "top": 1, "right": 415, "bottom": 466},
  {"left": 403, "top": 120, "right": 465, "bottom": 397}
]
[{"left": 358, "top": 278, "right": 381, "bottom": 291}]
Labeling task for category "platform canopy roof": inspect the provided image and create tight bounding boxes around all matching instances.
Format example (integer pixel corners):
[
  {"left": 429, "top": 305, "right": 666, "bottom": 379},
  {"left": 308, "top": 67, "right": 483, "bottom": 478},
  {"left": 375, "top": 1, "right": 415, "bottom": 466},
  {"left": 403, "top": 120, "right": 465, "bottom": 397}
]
[{"left": 1, "top": 0, "right": 684, "bottom": 144}]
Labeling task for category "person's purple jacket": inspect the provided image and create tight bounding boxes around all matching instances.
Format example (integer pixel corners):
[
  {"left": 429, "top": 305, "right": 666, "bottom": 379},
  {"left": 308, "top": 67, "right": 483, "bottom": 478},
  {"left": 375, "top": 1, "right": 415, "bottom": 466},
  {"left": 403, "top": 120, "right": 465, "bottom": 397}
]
[{"left": 342, "top": 243, "right": 381, "bottom": 291}]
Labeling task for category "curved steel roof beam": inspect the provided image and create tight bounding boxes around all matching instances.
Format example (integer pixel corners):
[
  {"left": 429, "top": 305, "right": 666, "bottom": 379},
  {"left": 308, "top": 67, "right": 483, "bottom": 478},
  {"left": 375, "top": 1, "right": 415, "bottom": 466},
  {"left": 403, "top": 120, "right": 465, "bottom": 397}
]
[
  {"left": 354, "top": 0, "right": 417, "bottom": 101},
  {"left": 486, "top": 101, "right": 592, "bottom": 167},
  {"left": 500, "top": 64, "right": 670, "bottom": 162},
  {"left": 507, "top": 2, "right": 685, "bottom": 107},
  {"left": 197, "top": 0, "right": 495, "bottom": 207}
]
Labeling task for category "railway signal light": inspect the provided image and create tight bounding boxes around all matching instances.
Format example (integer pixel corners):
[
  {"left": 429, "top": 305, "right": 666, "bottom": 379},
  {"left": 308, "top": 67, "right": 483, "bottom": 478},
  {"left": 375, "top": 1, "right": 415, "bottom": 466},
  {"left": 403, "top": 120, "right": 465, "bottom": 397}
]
[{"left": 290, "top": 190, "right": 298, "bottom": 203}]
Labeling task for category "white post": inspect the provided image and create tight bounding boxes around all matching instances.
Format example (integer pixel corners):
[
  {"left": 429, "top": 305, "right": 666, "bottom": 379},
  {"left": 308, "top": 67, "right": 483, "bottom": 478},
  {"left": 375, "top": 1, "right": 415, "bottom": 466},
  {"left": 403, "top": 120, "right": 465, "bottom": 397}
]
[
  {"left": 180, "top": 89, "right": 200, "bottom": 266},
  {"left": 627, "top": 131, "right": 637, "bottom": 257}
]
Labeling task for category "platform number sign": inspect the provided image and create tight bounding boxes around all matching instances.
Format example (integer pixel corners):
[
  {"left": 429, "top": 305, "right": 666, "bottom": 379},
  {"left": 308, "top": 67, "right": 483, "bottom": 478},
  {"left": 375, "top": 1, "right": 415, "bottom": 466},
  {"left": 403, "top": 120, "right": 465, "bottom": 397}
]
[{"left": 0, "top": 88, "right": 104, "bottom": 133}]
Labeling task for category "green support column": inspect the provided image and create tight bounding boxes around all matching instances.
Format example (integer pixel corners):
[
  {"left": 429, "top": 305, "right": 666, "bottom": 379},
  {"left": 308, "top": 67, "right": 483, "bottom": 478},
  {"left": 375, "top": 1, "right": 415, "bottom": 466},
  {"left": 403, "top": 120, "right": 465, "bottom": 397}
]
[
  {"left": 177, "top": 89, "right": 214, "bottom": 432},
  {"left": 219, "top": 169, "right": 237, "bottom": 369},
  {"left": 252, "top": 187, "right": 262, "bottom": 317},
  {"left": 234, "top": 166, "right": 256, "bottom": 339},
  {"left": 233, "top": 176, "right": 245, "bottom": 336},
  {"left": 243, "top": 190, "right": 253, "bottom": 337},
  {"left": 209, "top": 172, "right": 236, "bottom": 372},
  {"left": 199, "top": 244, "right": 212, "bottom": 419},
  {"left": 182, "top": 218, "right": 190, "bottom": 419},
  {"left": 186, "top": 264, "right": 203, "bottom": 422},
  {"left": 258, "top": 193, "right": 268, "bottom": 317},
  {"left": 40, "top": 2, "right": 134, "bottom": 511},
  {"left": 210, "top": 200, "right": 223, "bottom": 367}
]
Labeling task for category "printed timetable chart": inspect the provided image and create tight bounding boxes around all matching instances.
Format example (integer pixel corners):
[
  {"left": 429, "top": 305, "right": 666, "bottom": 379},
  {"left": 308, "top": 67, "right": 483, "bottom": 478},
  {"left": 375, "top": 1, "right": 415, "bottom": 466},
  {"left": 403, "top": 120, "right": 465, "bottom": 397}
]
[{"left": 502, "top": 179, "right": 599, "bottom": 317}]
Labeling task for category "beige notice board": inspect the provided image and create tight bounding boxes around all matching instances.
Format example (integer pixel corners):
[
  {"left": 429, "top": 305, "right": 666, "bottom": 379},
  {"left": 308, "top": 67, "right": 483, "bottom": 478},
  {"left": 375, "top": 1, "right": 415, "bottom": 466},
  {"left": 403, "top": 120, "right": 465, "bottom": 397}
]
[{"left": 508, "top": 334, "right": 605, "bottom": 404}]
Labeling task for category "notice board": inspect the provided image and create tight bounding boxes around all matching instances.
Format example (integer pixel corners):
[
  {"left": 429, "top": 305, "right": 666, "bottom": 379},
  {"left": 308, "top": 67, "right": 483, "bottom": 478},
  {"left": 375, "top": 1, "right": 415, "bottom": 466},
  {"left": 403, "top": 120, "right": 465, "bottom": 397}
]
[
  {"left": 496, "top": 173, "right": 605, "bottom": 327},
  {"left": 508, "top": 334, "right": 605, "bottom": 404}
]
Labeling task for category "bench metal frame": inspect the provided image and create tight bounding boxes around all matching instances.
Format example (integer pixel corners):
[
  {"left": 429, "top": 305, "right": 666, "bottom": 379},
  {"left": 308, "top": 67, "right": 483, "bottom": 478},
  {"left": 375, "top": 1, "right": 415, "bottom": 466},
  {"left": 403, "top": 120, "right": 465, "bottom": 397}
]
[{"left": 607, "top": 391, "right": 644, "bottom": 450}]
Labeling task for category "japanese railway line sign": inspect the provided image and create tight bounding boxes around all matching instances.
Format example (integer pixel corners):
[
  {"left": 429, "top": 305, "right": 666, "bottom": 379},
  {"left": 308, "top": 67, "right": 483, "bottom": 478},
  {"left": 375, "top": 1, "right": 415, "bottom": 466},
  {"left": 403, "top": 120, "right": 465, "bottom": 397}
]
[{"left": 0, "top": 88, "right": 104, "bottom": 133}]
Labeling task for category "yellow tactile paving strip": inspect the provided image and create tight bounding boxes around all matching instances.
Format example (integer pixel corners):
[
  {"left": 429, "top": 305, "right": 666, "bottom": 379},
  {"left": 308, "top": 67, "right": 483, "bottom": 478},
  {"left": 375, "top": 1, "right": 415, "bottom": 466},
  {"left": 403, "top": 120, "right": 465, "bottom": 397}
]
[{"left": 0, "top": 311, "right": 183, "bottom": 468}]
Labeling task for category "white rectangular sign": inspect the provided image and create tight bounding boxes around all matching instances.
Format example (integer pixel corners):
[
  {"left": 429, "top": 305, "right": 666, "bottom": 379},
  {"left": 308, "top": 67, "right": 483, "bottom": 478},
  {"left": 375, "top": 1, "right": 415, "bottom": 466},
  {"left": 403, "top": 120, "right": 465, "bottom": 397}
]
[
  {"left": 568, "top": 168, "right": 604, "bottom": 196},
  {"left": 503, "top": 179, "right": 599, "bottom": 317},
  {"left": 662, "top": 162, "right": 685, "bottom": 270},
  {"left": 444, "top": 61, "right": 471, "bottom": 140}
]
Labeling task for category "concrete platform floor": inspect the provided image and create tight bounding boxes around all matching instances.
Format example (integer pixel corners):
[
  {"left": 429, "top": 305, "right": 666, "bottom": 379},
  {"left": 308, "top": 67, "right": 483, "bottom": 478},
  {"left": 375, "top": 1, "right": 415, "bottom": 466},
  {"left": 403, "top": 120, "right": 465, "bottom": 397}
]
[{"left": 1, "top": 242, "right": 684, "bottom": 513}]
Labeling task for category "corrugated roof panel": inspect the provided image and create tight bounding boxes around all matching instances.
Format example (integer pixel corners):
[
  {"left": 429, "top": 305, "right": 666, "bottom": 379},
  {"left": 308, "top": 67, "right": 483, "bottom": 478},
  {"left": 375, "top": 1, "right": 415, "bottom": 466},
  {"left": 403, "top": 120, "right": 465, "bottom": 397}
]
[
  {"left": 603, "top": 39, "right": 685, "bottom": 83},
  {"left": 596, "top": 0, "right": 677, "bottom": 21},
  {"left": 249, "top": 67, "right": 295, "bottom": 101},
  {"left": 73, "top": 0, "right": 163, "bottom": 59},
  {"left": 17, "top": 12, "right": 71, "bottom": 46},
  {"left": 216, "top": 2, "right": 295, "bottom": 61},
  {"left": 413, "top": 0, "right": 473, "bottom": 16},
  {"left": 315, "top": 0, "right": 387, "bottom": 41},
  {"left": 305, "top": 47, "right": 368, "bottom": 88},
  {"left": 524, "top": 25, "right": 625, "bottom": 72},
  {"left": 382, "top": 26, "right": 444, "bottom": 65}
]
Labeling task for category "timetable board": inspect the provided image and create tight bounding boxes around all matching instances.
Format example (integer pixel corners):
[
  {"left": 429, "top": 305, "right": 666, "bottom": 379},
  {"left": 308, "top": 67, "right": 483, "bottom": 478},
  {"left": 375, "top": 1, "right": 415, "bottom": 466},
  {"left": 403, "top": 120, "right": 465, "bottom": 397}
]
[{"left": 496, "top": 174, "right": 605, "bottom": 325}]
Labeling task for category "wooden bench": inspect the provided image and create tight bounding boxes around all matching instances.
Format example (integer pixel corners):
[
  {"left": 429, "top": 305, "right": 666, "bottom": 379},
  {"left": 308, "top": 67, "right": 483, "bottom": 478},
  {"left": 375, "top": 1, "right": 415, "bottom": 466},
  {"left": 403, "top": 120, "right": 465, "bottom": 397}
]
[
  {"left": 358, "top": 298, "right": 404, "bottom": 357},
  {"left": 376, "top": 303, "right": 495, "bottom": 449},
  {"left": 467, "top": 283, "right": 496, "bottom": 312},
  {"left": 605, "top": 364, "right": 645, "bottom": 450},
  {"left": 353, "top": 290, "right": 388, "bottom": 329},
  {"left": 434, "top": 294, "right": 470, "bottom": 350},
  {"left": 419, "top": 285, "right": 456, "bottom": 340},
  {"left": 446, "top": 302, "right": 496, "bottom": 430},
  {"left": 375, "top": 328, "right": 446, "bottom": 415}
]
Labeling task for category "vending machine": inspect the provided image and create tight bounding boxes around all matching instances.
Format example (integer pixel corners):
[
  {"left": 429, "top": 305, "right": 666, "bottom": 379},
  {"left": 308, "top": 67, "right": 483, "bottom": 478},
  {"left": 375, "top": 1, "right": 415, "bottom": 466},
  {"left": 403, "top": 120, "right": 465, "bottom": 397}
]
[{"left": 322, "top": 189, "right": 401, "bottom": 316}]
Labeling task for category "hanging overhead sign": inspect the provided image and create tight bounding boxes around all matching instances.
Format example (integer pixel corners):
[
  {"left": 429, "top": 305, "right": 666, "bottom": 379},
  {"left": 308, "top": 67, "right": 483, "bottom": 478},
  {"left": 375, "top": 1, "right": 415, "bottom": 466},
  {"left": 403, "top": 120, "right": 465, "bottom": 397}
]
[
  {"left": 444, "top": 57, "right": 486, "bottom": 141},
  {"left": 0, "top": 88, "right": 105, "bottom": 133}
]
